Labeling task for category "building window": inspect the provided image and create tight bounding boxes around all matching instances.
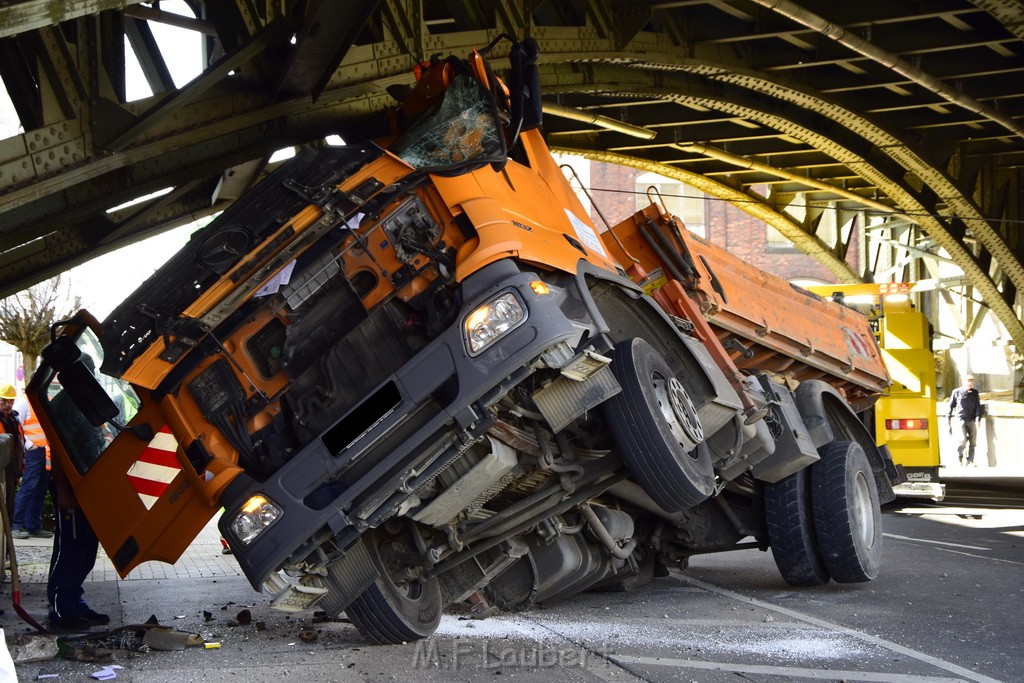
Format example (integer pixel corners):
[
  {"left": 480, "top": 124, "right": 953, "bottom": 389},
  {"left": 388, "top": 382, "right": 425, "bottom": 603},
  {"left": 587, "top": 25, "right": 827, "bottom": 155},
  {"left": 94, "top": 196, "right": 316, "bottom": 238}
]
[
  {"left": 636, "top": 173, "right": 705, "bottom": 237},
  {"left": 766, "top": 226, "right": 798, "bottom": 252}
]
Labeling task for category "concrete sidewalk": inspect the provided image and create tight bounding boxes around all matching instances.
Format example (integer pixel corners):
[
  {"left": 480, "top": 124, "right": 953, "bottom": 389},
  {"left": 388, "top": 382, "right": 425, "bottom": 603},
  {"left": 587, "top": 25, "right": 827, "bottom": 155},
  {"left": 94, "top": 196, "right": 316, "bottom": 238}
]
[
  {"left": 1, "top": 514, "right": 279, "bottom": 680},
  {"left": 9, "top": 513, "right": 240, "bottom": 585}
]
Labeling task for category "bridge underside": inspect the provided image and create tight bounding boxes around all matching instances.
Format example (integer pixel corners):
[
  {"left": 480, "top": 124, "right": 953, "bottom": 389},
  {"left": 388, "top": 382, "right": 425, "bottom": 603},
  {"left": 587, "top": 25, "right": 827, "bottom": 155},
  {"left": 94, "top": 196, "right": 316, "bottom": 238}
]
[{"left": 0, "top": 0, "right": 1022, "bottom": 349}]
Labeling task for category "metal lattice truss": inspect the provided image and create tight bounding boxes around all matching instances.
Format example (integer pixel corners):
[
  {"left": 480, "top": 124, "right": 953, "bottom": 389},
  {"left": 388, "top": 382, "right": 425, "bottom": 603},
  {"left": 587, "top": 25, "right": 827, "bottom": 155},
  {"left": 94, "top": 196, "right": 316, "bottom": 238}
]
[{"left": 0, "top": 0, "right": 1022, "bottom": 349}]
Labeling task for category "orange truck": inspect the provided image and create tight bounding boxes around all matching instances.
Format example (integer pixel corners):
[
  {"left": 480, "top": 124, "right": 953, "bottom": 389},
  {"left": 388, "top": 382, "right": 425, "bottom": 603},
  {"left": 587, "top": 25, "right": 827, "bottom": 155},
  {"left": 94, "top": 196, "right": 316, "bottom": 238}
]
[{"left": 30, "top": 38, "right": 901, "bottom": 644}]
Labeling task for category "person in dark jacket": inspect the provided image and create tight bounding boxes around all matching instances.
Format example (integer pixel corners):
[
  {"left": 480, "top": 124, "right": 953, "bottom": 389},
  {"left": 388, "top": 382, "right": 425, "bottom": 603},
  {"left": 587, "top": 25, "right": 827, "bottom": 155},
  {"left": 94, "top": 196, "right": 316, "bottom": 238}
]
[
  {"left": 948, "top": 374, "right": 982, "bottom": 466},
  {"left": 46, "top": 358, "right": 110, "bottom": 631},
  {"left": 0, "top": 383, "right": 25, "bottom": 526}
]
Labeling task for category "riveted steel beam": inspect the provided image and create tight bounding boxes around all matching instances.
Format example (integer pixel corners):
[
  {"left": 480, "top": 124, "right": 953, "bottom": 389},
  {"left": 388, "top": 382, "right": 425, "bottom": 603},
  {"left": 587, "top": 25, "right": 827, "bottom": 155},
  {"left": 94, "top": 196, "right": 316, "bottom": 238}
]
[
  {"left": 275, "top": 0, "right": 383, "bottom": 101},
  {"left": 536, "top": 52, "right": 1024, "bottom": 304},
  {"left": 124, "top": 16, "right": 175, "bottom": 95},
  {"left": 965, "top": 1, "right": 1024, "bottom": 40},
  {"left": 0, "top": 0, "right": 147, "bottom": 40},
  {"left": 103, "top": 18, "right": 293, "bottom": 150},
  {"left": 535, "top": 60, "right": 1024, "bottom": 349},
  {"left": 749, "top": 0, "right": 1024, "bottom": 141},
  {"left": 0, "top": 179, "right": 226, "bottom": 296}
]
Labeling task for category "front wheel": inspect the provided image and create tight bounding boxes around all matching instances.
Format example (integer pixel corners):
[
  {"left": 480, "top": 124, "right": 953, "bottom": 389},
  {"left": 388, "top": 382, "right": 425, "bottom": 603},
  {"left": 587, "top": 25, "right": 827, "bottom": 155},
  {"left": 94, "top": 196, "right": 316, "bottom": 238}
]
[
  {"left": 811, "top": 441, "right": 882, "bottom": 583},
  {"left": 345, "top": 528, "right": 442, "bottom": 644},
  {"left": 603, "top": 338, "right": 714, "bottom": 512}
]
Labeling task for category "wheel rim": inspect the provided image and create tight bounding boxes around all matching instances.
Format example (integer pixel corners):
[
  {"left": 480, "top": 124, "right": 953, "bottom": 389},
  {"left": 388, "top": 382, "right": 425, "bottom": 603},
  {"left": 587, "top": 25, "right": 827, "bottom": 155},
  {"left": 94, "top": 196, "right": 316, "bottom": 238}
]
[
  {"left": 851, "top": 470, "right": 875, "bottom": 548},
  {"left": 380, "top": 539, "right": 426, "bottom": 600},
  {"left": 652, "top": 373, "right": 704, "bottom": 450}
]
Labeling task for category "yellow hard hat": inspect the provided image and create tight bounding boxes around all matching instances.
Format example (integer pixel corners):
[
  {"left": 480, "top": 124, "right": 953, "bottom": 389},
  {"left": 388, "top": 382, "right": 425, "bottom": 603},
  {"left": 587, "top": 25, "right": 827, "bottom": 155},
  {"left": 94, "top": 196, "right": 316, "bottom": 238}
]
[{"left": 0, "top": 385, "right": 16, "bottom": 400}]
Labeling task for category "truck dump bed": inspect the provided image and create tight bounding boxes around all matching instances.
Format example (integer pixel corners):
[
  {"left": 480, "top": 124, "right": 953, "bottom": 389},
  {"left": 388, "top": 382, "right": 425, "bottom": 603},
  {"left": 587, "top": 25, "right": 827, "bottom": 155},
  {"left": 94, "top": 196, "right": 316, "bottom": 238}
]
[{"left": 603, "top": 205, "right": 889, "bottom": 411}]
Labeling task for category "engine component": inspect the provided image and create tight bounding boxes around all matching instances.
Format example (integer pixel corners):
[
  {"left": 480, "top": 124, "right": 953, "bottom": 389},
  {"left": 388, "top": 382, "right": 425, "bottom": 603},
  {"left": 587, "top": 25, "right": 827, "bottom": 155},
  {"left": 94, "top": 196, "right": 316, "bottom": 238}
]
[
  {"left": 532, "top": 364, "right": 621, "bottom": 433},
  {"left": 381, "top": 196, "right": 442, "bottom": 263},
  {"left": 437, "top": 536, "right": 529, "bottom": 606},
  {"left": 413, "top": 436, "right": 519, "bottom": 526},
  {"left": 188, "top": 359, "right": 254, "bottom": 462},
  {"left": 581, "top": 504, "right": 636, "bottom": 559}
]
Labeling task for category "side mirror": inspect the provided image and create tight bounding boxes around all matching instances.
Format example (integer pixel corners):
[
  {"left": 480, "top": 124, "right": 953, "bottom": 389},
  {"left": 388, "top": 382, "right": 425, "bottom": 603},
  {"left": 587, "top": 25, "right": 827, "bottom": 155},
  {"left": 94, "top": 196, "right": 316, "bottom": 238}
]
[
  {"left": 40, "top": 336, "right": 81, "bottom": 373},
  {"left": 55, "top": 360, "right": 120, "bottom": 429}
]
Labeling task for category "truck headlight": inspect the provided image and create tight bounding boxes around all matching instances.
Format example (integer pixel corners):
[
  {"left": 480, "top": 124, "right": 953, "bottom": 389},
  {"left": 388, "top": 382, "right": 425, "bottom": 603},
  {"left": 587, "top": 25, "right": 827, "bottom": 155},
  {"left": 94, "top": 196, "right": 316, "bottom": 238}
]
[
  {"left": 229, "top": 494, "right": 282, "bottom": 546},
  {"left": 464, "top": 291, "right": 526, "bottom": 355}
]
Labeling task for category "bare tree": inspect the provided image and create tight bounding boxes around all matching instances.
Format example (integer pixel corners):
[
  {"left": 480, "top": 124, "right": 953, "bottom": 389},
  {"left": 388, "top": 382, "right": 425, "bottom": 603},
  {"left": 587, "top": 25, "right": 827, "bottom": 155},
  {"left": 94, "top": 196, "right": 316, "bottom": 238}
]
[{"left": 0, "top": 277, "right": 81, "bottom": 380}]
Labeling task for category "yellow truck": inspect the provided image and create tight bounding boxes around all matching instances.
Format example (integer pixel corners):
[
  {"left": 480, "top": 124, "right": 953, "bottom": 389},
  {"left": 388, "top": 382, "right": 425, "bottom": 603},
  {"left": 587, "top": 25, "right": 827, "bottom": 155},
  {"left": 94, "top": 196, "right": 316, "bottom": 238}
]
[
  {"left": 30, "top": 38, "right": 901, "bottom": 644},
  {"left": 807, "top": 283, "right": 942, "bottom": 500}
]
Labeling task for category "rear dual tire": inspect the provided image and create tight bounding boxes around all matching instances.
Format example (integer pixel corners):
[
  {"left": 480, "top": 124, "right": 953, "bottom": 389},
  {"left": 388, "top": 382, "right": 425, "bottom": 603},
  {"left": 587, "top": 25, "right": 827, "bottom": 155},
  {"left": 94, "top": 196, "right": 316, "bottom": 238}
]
[
  {"left": 765, "top": 440, "right": 882, "bottom": 585},
  {"left": 811, "top": 440, "right": 882, "bottom": 583},
  {"left": 764, "top": 466, "right": 830, "bottom": 586}
]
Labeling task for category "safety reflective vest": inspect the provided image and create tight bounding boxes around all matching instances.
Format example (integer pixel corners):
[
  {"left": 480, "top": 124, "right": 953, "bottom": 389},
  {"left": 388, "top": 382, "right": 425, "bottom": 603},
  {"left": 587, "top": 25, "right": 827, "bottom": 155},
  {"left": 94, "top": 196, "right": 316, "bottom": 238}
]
[{"left": 21, "top": 408, "right": 50, "bottom": 470}]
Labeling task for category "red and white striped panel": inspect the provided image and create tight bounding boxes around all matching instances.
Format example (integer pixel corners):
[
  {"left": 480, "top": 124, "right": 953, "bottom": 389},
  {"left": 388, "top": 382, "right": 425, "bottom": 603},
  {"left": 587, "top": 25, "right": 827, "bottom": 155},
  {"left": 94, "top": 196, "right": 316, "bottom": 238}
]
[{"left": 126, "top": 426, "right": 181, "bottom": 509}]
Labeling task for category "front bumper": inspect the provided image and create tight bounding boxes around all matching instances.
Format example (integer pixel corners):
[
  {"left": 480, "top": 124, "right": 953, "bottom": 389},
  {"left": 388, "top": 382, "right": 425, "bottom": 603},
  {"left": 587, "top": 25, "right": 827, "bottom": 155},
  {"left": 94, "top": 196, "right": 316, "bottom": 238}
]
[{"left": 219, "top": 260, "right": 581, "bottom": 589}]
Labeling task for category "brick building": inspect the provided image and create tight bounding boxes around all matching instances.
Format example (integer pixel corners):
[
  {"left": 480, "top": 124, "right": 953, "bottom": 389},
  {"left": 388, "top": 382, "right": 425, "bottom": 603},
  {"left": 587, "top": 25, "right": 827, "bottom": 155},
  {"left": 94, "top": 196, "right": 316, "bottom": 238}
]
[{"left": 587, "top": 161, "right": 858, "bottom": 285}]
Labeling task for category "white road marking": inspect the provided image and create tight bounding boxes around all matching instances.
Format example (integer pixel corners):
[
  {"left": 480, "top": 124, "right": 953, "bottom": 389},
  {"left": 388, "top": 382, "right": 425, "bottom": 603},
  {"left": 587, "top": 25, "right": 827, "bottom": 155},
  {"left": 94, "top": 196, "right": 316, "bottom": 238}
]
[
  {"left": 676, "top": 575, "right": 1002, "bottom": 683},
  {"left": 613, "top": 655, "right": 967, "bottom": 682},
  {"left": 885, "top": 535, "right": 1024, "bottom": 566},
  {"left": 884, "top": 533, "right": 989, "bottom": 550}
]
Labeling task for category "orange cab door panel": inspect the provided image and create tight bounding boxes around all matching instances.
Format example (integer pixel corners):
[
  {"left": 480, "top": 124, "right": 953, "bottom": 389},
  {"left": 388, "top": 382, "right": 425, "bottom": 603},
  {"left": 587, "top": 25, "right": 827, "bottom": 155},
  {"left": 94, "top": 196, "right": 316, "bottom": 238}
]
[
  {"left": 30, "top": 317, "right": 236, "bottom": 577},
  {"left": 47, "top": 391, "right": 223, "bottom": 576}
]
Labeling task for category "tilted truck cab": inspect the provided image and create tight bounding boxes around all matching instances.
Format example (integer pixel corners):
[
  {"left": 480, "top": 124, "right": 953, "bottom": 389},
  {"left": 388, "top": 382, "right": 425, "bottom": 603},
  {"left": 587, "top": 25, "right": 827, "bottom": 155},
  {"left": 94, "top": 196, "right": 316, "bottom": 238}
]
[{"left": 30, "top": 38, "right": 901, "bottom": 644}]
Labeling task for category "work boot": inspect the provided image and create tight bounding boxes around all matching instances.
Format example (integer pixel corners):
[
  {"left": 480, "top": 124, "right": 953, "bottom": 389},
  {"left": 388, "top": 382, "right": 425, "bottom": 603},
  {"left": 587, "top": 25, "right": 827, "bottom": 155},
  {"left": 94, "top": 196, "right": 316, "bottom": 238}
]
[
  {"left": 11, "top": 528, "right": 28, "bottom": 539},
  {"left": 78, "top": 606, "right": 111, "bottom": 625},
  {"left": 28, "top": 529, "right": 53, "bottom": 538},
  {"left": 48, "top": 613, "right": 94, "bottom": 632}
]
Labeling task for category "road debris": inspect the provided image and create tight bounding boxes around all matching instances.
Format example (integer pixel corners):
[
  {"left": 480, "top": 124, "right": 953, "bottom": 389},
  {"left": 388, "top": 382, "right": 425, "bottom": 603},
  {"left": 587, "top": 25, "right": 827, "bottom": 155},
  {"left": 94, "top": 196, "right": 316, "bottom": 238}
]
[
  {"left": 6, "top": 632, "right": 59, "bottom": 663},
  {"left": 57, "top": 623, "right": 205, "bottom": 661},
  {"left": 90, "top": 664, "right": 123, "bottom": 680}
]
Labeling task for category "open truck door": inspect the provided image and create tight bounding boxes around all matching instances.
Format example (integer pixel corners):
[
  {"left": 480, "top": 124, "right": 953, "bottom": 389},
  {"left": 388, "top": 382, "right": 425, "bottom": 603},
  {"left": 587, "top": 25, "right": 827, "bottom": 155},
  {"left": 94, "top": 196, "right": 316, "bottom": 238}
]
[{"left": 28, "top": 312, "right": 242, "bottom": 576}]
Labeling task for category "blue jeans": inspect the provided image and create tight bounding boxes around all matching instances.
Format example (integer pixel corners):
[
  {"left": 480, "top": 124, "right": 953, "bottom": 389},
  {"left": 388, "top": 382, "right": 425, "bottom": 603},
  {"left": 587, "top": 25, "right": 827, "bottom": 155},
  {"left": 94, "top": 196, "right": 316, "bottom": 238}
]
[{"left": 13, "top": 446, "right": 48, "bottom": 532}]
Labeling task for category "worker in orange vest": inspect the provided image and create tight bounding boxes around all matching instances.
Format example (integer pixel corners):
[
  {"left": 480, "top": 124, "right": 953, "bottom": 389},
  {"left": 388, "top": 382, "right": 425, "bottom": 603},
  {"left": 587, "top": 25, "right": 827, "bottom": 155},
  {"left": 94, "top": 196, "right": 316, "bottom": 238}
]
[
  {"left": 0, "top": 384, "right": 25, "bottom": 526},
  {"left": 13, "top": 390, "right": 53, "bottom": 539}
]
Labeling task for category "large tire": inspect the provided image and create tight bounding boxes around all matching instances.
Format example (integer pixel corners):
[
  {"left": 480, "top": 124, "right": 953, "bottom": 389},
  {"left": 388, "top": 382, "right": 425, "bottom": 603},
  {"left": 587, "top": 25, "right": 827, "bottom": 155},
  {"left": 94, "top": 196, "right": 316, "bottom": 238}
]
[
  {"left": 604, "top": 338, "right": 714, "bottom": 512},
  {"left": 811, "top": 441, "right": 882, "bottom": 583},
  {"left": 345, "top": 530, "right": 442, "bottom": 644},
  {"left": 763, "top": 467, "right": 830, "bottom": 586}
]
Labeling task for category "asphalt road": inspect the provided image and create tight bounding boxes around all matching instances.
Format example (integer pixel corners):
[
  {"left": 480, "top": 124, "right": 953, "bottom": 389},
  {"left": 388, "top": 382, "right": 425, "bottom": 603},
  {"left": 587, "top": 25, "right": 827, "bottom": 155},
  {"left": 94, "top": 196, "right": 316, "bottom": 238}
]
[{"left": 7, "top": 500, "right": 1022, "bottom": 682}]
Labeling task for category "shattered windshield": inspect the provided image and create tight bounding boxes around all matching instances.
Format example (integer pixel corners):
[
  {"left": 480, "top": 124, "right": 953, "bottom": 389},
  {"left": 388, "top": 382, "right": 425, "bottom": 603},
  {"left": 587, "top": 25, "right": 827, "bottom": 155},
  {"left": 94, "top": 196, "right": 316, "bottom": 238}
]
[
  {"left": 41, "top": 328, "right": 141, "bottom": 473},
  {"left": 391, "top": 74, "right": 506, "bottom": 173}
]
